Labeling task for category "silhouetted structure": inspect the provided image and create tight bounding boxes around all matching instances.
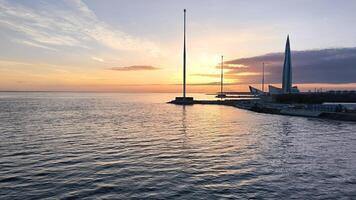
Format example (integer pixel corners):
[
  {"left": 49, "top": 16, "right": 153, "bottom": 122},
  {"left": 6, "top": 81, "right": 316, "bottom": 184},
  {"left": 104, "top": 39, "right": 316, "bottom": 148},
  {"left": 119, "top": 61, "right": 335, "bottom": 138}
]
[
  {"left": 262, "top": 62, "right": 265, "bottom": 92},
  {"left": 217, "top": 55, "right": 226, "bottom": 98},
  {"left": 183, "top": 9, "right": 186, "bottom": 98},
  {"left": 221, "top": 55, "right": 223, "bottom": 95},
  {"left": 249, "top": 35, "right": 299, "bottom": 95},
  {"left": 170, "top": 9, "right": 194, "bottom": 105},
  {"left": 282, "top": 35, "right": 292, "bottom": 93}
]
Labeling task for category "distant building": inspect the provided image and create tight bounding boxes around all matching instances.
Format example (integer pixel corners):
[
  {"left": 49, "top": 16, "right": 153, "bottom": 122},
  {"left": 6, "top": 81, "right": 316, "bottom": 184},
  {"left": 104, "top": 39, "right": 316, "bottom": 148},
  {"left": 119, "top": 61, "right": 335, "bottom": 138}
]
[
  {"left": 282, "top": 35, "right": 292, "bottom": 93},
  {"left": 249, "top": 86, "right": 264, "bottom": 96},
  {"left": 250, "top": 35, "right": 299, "bottom": 95},
  {"left": 268, "top": 85, "right": 300, "bottom": 95}
]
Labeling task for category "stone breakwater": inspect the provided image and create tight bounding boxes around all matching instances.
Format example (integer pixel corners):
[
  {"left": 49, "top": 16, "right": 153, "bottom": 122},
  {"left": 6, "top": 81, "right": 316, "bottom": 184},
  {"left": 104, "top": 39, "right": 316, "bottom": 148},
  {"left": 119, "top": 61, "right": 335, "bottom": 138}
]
[{"left": 169, "top": 99, "right": 356, "bottom": 122}]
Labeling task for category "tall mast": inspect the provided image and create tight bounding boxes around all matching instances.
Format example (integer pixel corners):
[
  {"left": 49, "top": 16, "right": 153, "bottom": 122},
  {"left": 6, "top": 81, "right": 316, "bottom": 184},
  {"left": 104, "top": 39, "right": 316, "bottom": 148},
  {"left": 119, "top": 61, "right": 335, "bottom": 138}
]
[
  {"left": 262, "top": 62, "right": 265, "bottom": 93},
  {"left": 221, "top": 55, "right": 224, "bottom": 95},
  {"left": 183, "top": 9, "right": 186, "bottom": 98}
]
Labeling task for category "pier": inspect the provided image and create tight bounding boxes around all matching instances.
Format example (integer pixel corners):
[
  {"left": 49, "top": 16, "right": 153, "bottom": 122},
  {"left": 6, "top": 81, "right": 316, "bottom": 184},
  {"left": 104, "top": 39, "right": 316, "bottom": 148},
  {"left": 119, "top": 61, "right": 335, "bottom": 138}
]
[{"left": 169, "top": 98, "right": 356, "bottom": 122}]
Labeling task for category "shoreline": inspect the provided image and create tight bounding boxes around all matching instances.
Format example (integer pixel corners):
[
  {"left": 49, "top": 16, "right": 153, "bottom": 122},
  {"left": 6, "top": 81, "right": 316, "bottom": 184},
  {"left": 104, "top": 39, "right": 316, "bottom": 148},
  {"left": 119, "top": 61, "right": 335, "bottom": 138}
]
[{"left": 168, "top": 99, "right": 356, "bottom": 122}]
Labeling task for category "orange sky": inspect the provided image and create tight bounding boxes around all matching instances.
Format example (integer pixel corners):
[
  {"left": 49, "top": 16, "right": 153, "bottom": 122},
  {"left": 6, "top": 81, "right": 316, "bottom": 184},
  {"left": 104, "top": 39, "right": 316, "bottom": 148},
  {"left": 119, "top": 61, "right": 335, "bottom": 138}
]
[{"left": 1, "top": 0, "right": 356, "bottom": 92}]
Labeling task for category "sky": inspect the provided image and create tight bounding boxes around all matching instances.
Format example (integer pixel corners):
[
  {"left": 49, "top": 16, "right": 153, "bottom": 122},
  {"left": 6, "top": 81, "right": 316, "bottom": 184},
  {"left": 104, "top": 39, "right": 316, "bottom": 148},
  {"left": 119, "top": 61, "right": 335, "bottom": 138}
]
[{"left": 0, "top": 0, "right": 356, "bottom": 92}]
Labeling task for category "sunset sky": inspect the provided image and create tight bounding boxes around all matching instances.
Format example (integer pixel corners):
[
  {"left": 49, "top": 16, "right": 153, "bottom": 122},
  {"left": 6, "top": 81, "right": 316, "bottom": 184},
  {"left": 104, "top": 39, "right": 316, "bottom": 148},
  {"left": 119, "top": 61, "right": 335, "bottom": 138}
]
[{"left": 0, "top": 0, "right": 356, "bottom": 92}]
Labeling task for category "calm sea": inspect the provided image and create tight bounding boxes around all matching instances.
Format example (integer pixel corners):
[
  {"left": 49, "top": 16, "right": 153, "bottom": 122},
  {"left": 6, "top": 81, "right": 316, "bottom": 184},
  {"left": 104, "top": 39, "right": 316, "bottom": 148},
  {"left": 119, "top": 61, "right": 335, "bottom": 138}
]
[{"left": 1, "top": 92, "right": 355, "bottom": 199}]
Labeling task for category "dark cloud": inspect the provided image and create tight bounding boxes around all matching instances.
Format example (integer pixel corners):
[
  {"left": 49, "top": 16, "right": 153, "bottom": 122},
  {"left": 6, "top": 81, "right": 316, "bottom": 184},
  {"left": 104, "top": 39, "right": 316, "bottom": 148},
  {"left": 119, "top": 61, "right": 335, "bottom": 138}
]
[
  {"left": 109, "top": 65, "right": 160, "bottom": 71},
  {"left": 222, "top": 47, "right": 356, "bottom": 84}
]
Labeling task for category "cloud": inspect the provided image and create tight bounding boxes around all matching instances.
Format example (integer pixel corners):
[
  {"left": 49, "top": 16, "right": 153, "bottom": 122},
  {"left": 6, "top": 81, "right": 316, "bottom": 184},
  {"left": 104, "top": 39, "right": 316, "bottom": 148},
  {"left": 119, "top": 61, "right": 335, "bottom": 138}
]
[
  {"left": 212, "top": 47, "right": 356, "bottom": 84},
  {"left": 215, "top": 64, "right": 248, "bottom": 70},
  {"left": 15, "top": 40, "right": 57, "bottom": 51},
  {"left": 170, "top": 82, "right": 241, "bottom": 86},
  {"left": 91, "top": 56, "right": 105, "bottom": 63},
  {"left": 109, "top": 65, "right": 160, "bottom": 71},
  {"left": 0, "top": 0, "right": 160, "bottom": 54}
]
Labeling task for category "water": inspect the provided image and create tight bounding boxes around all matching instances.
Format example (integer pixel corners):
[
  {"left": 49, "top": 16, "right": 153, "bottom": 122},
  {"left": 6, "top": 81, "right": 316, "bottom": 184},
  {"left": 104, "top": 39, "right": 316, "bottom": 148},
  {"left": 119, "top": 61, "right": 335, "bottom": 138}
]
[{"left": 0, "top": 92, "right": 355, "bottom": 199}]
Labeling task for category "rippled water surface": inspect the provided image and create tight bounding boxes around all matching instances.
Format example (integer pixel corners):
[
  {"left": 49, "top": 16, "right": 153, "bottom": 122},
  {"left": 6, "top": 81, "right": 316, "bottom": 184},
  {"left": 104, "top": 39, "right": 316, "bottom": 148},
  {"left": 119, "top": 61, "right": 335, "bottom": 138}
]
[{"left": 1, "top": 92, "right": 356, "bottom": 199}]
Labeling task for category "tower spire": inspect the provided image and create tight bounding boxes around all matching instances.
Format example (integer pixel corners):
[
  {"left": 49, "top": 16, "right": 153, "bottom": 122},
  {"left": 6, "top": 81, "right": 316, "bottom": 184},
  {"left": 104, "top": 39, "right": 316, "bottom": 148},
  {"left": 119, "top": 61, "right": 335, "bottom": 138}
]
[{"left": 282, "top": 35, "right": 292, "bottom": 93}]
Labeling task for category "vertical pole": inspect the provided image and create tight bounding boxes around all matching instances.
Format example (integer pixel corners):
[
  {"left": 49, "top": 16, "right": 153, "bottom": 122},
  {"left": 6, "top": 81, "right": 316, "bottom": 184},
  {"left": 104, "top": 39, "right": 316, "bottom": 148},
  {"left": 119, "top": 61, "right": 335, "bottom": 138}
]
[
  {"left": 221, "top": 55, "right": 223, "bottom": 95},
  {"left": 262, "top": 62, "right": 265, "bottom": 93},
  {"left": 183, "top": 9, "right": 186, "bottom": 98}
]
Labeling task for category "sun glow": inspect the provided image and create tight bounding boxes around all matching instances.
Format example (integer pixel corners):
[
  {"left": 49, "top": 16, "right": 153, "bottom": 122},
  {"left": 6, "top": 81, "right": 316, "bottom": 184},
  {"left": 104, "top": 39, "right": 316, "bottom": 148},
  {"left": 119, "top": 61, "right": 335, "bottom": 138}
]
[{"left": 187, "top": 53, "right": 222, "bottom": 83}]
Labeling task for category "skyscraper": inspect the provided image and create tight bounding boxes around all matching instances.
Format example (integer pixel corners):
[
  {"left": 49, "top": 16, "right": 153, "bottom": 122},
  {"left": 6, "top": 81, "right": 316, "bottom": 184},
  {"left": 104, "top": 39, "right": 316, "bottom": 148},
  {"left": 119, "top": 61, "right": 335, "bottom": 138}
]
[{"left": 282, "top": 35, "right": 292, "bottom": 93}]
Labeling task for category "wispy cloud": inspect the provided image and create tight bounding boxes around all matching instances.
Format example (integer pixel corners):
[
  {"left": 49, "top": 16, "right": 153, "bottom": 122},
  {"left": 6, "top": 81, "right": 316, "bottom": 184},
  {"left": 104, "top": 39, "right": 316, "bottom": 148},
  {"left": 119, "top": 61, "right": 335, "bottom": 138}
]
[
  {"left": 91, "top": 56, "right": 105, "bottom": 63},
  {"left": 215, "top": 64, "right": 248, "bottom": 70},
  {"left": 171, "top": 82, "right": 241, "bottom": 86},
  {"left": 15, "top": 40, "right": 57, "bottom": 51},
  {"left": 109, "top": 65, "right": 160, "bottom": 71},
  {"left": 0, "top": 0, "right": 160, "bottom": 54}
]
